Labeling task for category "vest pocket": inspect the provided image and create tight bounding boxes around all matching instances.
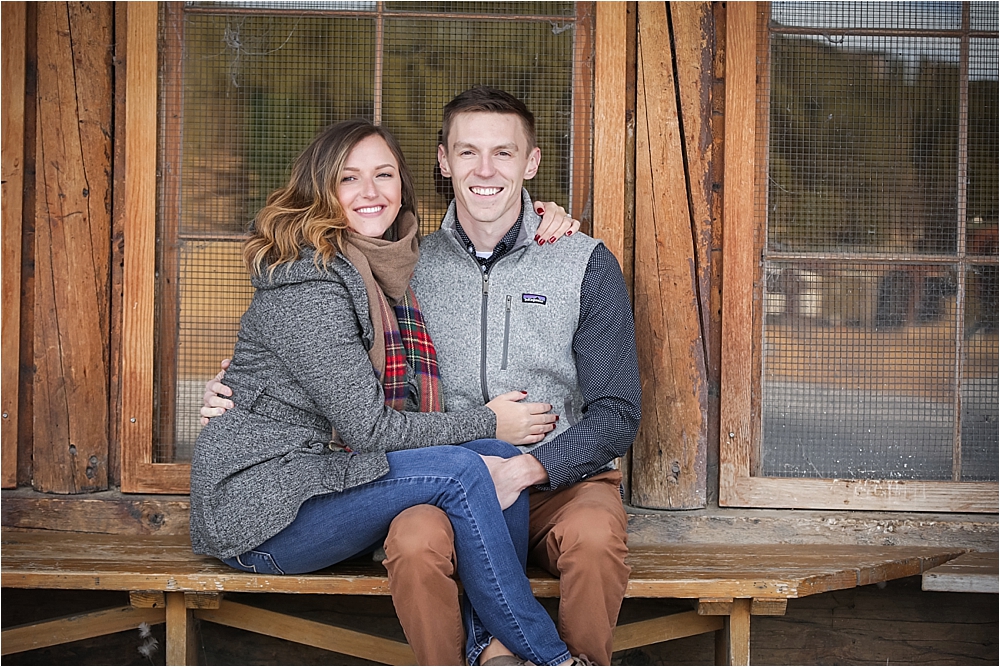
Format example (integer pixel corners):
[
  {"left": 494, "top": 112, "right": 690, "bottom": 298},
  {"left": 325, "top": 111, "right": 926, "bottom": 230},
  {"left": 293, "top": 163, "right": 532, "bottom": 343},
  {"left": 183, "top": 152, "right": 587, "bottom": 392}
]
[{"left": 501, "top": 295, "right": 512, "bottom": 370}]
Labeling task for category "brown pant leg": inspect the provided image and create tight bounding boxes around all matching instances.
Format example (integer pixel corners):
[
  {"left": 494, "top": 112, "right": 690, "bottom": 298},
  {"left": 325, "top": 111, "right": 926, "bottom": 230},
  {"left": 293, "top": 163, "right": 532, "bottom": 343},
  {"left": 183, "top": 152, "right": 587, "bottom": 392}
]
[
  {"left": 383, "top": 505, "right": 465, "bottom": 666},
  {"left": 528, "top": 470, "right": 630, "bottom": 665}
]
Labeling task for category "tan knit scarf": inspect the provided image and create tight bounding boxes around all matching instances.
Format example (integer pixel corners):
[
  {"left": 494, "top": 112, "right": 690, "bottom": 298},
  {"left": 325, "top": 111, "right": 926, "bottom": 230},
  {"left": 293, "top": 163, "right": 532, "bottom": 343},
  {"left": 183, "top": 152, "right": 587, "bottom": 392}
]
[{"left": 340, "top": 210, "right": 420, "bottom": 381}]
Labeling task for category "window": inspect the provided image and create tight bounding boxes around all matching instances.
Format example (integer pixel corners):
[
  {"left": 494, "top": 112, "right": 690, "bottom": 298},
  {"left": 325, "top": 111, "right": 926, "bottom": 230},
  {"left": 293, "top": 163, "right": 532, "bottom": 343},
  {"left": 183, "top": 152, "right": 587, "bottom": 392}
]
[
  {"left": 721, "top": 2, "right": 998, "bottom": 511},
  {"left": 122, "top": 2, "right": 596, "bottom": 492}
]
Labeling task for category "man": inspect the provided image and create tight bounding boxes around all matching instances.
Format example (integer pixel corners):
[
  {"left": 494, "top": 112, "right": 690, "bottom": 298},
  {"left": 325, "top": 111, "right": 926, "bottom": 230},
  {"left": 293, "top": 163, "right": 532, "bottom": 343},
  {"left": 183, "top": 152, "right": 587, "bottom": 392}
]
[
  {"left": 384, "top": 87, "right": 640, "bottom": 666},
  {"left": 203, "top": 87, "right": 640, "bottom": 665}
]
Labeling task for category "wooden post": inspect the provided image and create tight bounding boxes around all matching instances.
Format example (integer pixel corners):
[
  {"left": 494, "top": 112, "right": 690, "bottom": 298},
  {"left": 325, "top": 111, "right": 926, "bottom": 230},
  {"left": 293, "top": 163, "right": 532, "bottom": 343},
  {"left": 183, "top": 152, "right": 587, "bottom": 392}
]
[
  {"left": 593, "top": 2, "right": 628, "bottom": 262},
  {"left": 32, "top": 1, "right": 113, "bottom": 493},
  {"left": 165, "top": 591, "right": 198, "bottom": 665},
  {"left": 629, "top": 1, "right": 708, "bottom": 509},
  {"left": 1, "top": 1, "right": 27, "bottom": 488}
]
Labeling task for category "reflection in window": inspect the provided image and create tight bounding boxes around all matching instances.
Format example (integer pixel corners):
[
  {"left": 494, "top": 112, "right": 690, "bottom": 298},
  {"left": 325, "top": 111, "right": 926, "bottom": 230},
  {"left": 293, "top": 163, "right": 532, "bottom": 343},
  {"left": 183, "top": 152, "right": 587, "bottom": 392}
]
[{"left": 758, "top": 2, "right": 998, "bottom": 481}]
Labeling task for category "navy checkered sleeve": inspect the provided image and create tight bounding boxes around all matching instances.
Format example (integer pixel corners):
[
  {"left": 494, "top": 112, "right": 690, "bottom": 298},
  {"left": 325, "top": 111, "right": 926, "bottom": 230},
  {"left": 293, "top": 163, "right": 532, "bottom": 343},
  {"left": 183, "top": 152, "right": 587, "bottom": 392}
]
[{"left": 528, "top": 243, "right": 642, "bottom": 489}]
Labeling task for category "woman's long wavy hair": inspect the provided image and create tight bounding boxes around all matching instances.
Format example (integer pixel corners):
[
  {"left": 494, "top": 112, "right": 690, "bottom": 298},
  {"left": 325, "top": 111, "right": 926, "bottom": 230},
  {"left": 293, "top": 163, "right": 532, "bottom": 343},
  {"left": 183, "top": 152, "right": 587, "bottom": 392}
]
[{"left": 244, "top": 120, "right": 418, "bottom": 277}]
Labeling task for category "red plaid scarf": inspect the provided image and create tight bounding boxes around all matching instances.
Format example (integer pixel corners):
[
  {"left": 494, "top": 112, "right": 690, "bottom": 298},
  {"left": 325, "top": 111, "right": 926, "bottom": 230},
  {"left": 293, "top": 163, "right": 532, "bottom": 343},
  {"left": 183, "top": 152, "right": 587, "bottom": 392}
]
[{"left": 374, "top": 285, "right": 442, "bottom": 413}]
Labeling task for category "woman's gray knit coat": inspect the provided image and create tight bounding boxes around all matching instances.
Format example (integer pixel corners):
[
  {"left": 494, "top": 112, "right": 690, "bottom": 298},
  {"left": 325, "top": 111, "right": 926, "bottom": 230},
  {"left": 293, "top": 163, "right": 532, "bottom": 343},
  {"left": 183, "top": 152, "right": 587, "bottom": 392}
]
[{"left": 189, "top": 250, "right": 497, "bottom": 560}]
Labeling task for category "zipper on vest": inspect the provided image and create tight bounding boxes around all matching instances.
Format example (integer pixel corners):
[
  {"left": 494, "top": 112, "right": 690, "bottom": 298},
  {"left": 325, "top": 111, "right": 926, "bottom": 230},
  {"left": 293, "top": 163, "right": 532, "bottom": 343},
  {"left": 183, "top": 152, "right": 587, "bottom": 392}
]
[
  {"left": 480, "top": 272, "right": 490, "bottom": 404},
  {"left": 501, "top": 295, "right": 512, "bottom": 370}
]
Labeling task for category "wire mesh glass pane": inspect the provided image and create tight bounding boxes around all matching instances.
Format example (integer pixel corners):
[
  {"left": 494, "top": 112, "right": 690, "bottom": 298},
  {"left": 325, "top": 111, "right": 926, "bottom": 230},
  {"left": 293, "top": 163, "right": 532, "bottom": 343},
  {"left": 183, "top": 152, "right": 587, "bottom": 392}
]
[
  {"left": 768, "top": 35, "right": 962, "bottom": 254},
  {"left": 154, "top": 3, "right": 593, "bottom": 462},
  {"left": 381, "top": 17, "right": 578, "bottom": 231},
  {"left": 964, "top": 266, "right": 999, "bottom": 481},
  {"left": 762, "top": 263, "right": 960, "bottom": 480},
  {"left": 384, "top": 2, "right": 575, "bottom": 17},
  {"left": 772, "top": 1, "right": 964, "bottom": 31},
  {"left": 759, "top": 3, "right": 998, "bottom": 482}
]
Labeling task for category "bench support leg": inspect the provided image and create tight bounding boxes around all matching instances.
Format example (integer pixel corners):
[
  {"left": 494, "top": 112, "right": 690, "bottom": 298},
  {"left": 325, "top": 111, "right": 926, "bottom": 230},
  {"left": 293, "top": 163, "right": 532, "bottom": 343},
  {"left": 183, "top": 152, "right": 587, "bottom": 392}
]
[
  {"left": 165, "top": 592, "right": 198, "bottom": 665},
  {"left": 715, "top": 598, "right": 751, "bottom": 666}
]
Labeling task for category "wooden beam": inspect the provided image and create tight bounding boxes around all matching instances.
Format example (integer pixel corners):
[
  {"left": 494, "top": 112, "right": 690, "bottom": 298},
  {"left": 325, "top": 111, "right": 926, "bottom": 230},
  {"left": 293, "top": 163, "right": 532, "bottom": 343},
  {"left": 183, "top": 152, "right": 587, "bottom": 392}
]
[
  {"left": 722, "top": 598, "right": 751, "bottom": 666},
  {"left": 570, "top": 1, "right": 595, "bottom": 227},
  {"left": 121, "top": 1, "right": 162, "bottom": 493},
  {"left": 1, "top": 491, "right": 192, "bottom": 535},
  {"left": 32, "top": 1, "right": 113, "bottom": 493},
  {"left": 593, "top": 1, "right": 628, "bottom": 262},
  {"left": 718, "top": 0, "right": 758, "bottom": 506},
  {"left": 196, "top": 600, "right": 417, "bottom": 665},
  {"left": 0, "top": 605, "right": 165, "bottom": 656},
  {"left": 612, "top": 610, "right": 723, "bottom": 651},
  {"left": 1, "top": 1, "right": 26, "bottom": 489},
  {"left": 629, "top": 0, "right": 708, "bottom": 510}
]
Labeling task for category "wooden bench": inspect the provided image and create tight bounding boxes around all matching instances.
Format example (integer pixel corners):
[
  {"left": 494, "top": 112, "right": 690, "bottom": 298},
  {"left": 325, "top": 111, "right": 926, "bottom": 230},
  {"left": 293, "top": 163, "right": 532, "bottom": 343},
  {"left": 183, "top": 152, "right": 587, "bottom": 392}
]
[
  {"left": 922, "top": 551, "right": 998, "bottom": 594},
  {"left": 1, "top": 528, "right": 964, "bottom": 666}
]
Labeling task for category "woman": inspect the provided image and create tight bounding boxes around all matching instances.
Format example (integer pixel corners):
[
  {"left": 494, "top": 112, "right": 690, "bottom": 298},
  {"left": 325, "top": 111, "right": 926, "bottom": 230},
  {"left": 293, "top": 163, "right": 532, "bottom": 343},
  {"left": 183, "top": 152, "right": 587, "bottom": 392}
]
[{"left": 190, "top": 119, "right": 582, "bottom": 666}]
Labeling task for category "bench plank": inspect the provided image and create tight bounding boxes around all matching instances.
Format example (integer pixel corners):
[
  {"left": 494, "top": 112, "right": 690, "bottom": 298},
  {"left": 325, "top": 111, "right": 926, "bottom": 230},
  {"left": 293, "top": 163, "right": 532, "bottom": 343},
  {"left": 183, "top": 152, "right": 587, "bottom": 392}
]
[
  {"left": 922, "top": 551, "right": 998, "bottom": 594},
  {"left": 0, "top": 528, "right": 968, "bottom": 666},
  {"left": 2, "top": 530, "right": 963, "bottom": 600}
]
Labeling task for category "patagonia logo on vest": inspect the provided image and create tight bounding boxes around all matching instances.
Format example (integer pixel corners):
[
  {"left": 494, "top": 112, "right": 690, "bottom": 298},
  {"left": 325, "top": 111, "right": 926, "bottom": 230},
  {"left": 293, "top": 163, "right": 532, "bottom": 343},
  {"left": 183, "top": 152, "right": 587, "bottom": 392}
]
[{"left": 522, "top": 293, "right": 547, "bottom": 305}]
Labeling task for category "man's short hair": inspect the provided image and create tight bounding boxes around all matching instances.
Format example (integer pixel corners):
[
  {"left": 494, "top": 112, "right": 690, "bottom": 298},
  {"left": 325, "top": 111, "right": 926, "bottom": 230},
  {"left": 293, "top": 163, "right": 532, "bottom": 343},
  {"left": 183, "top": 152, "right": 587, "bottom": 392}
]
[{"left": 441, "top": 87, "right": 537, "bottom": 151}]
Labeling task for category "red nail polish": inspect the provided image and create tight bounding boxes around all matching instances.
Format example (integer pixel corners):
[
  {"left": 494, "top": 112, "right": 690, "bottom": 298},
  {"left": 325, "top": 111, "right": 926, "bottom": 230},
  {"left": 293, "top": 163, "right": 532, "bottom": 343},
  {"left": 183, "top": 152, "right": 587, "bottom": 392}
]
[
  {"left": 534, "top": 235, "right": 540, "bottom": 242},
  {"left": 548, "top": 237, "right": 556, "bottom": 244},
  {"left": 538, "top": 238, "right": 545, "bottom": 246},
  {"left": 536, "top": 207, "right": 544, "bottom": 214},
  {"left": 566, "top": 230, "right": 573, "bottom": 236},
  {"left": 555, "top": 415, "right": 560, "bottom": 421},
  {"left": 520, "top": 390, "right": 528, "bottom": 395}
]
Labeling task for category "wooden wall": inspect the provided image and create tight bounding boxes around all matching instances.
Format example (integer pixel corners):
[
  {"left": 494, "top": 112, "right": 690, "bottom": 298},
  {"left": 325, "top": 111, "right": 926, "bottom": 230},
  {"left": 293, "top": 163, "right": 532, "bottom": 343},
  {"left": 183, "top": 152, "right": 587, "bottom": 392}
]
[
  {"left": 2, "top": 1, "right": 723, "bottom": 506},
  {"left": 2, "top": 2, "right": 116, "bottom": 493}
]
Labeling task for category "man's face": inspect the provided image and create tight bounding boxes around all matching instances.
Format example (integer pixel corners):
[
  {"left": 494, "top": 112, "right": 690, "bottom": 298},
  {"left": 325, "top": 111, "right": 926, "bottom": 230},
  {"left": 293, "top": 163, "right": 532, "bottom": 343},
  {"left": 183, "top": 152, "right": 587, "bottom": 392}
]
[{"left": 437, "top": 112, "right": 541, "bottom": 231}]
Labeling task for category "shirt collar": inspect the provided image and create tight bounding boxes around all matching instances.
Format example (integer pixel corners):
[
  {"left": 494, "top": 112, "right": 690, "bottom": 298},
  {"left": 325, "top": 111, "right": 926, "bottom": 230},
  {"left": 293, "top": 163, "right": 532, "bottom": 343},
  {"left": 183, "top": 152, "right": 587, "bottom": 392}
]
[{"left": 454, "top": 208, "right": 524, "bottom": 270}]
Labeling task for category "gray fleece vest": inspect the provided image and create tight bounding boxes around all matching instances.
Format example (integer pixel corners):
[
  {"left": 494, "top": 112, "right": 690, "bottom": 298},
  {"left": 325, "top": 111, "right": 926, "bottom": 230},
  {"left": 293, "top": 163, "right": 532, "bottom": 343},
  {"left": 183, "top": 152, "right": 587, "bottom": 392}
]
[{"left": 413, "top": 190, "right": 601, "bottom": 452}]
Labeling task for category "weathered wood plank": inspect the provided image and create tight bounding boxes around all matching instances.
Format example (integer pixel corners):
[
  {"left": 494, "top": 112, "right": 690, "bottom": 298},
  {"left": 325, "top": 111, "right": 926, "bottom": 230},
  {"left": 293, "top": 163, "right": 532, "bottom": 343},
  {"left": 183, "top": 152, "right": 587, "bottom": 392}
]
[
  {"left": 724, "top": 598, "right": 751, "bottom": 665},
  {"left": 15, "top": 2, "right": 38, "bottom": 488},
  {"left": 630, "top": 0, "right": 707, "bottom": 509},
  {"left": 718, "top": 0, "right": 758, "bottom": 506},
  {"left": 1, "top": 1, "right": 27, "bottom": 489},
  {"left": 571, "top": 1, "right": 594, "bottom": 227},
  {"left": 0, "top": 605, "right": 164, "bottom": 655},
  {"left": 120, "top": 1, "right": 162, "bottom": 492},
  {"left": 922, "top": 551, "right": 998, "bottom": 593},
  {"left": 31, "top": 1, "right": 113, "bottom": 493},
  {"left": 196, "top": 600, "right": 418, "bottom": 666},
  {"left": 108, "top": 2, "right": 129, "bottom": 485},
  {"left": 670, "top": 1, "right": 715, "bottom": 372},
  {"left": 593, "top": 1, "right": 628, "bottom": 263},
  {"left": 612, "top": 610, "right": 723, "bottom": 651},
  {"left": 2, "top": 529, "right": 964, "bottom": 601},
  {"left": 0, "top": 492, "right": 191, "bottom": 534},
  {"left": 165, "top": 591, "right": 198, "bottom": 665}
]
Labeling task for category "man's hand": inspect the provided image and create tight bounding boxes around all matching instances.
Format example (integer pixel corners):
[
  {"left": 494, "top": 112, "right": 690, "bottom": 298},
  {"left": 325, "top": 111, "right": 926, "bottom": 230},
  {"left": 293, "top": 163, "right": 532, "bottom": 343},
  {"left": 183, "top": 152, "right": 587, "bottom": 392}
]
[
  {"left": 199, "top": 358, "right": 233, "bottom": 425},
  {"left": 533, "top": 201, "right": 580, "bottom": 246},
  {"left": 479, "top": 453, "right": 549, "bottom": 510}
]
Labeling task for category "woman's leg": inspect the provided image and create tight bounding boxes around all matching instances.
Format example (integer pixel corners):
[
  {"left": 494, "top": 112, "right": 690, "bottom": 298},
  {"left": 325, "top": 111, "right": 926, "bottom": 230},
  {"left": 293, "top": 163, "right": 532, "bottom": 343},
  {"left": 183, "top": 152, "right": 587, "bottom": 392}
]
[
  {"left": 457, "top": 439, "right": 531, "bottom": 664},
  {"left": 224, "top": 444, "right": 569, "bottom": 666}
]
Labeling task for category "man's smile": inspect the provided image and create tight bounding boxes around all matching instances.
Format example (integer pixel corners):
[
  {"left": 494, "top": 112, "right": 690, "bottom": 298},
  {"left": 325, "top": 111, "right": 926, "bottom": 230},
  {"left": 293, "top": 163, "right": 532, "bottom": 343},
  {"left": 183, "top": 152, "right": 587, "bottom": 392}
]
[{"left": 470, "top": 186, "right": 503, "bottom": 197}]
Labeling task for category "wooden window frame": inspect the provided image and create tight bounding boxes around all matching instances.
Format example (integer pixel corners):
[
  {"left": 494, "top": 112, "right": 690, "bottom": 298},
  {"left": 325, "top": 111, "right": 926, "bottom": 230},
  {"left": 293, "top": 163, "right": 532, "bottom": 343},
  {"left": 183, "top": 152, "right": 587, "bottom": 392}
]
[
  {"left": 121, "top": 2, "right": 609, "bottom": 494},
  {"left": 719, "top": 1, "right": 998, "bottom": 513}
]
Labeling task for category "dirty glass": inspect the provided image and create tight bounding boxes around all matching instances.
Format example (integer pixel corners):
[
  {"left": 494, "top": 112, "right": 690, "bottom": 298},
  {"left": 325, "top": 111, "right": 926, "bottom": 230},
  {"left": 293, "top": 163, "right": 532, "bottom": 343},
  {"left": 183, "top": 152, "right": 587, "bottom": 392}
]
[
  {"left": 155, "top": 1, "right": 592, "bottom": 461},
  {"left": 759, "top": 2, "right": 998, "bottom": 481}
]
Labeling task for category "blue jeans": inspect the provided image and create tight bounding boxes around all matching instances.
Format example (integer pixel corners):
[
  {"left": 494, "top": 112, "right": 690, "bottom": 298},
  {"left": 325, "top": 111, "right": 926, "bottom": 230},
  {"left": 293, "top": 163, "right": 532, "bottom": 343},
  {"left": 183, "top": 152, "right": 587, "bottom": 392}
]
[{"left": 222, "top": 440, "right": 570, "bottom": 666}]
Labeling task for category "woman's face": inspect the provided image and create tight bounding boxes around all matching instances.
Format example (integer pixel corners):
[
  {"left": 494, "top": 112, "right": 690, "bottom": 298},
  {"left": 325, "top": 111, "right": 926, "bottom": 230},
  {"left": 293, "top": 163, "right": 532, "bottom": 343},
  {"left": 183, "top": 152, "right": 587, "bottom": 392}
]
[{"left": 337, "top": 134, "right": 403, "bottom": 238}]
